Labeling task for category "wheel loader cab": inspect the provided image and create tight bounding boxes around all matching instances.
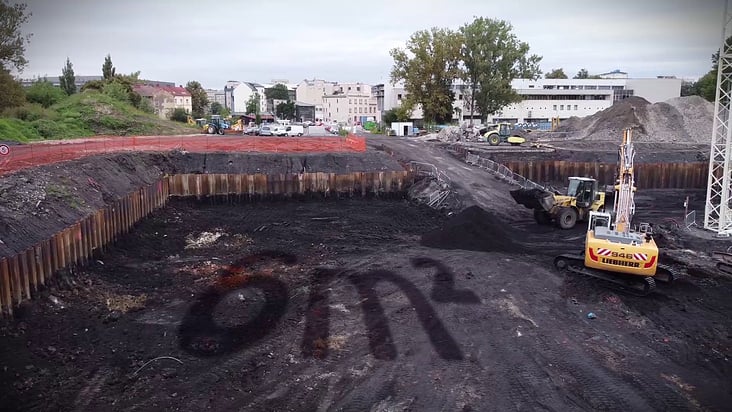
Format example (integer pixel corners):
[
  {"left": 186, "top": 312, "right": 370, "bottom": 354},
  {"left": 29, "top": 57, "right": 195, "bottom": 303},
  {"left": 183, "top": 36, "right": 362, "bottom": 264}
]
[{"left": 567, "top": 177, "right": 600, "bottom": 209}]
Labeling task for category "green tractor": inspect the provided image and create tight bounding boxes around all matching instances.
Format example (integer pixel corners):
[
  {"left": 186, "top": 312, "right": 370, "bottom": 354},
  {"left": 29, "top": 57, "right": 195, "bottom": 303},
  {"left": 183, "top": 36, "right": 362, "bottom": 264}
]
[{"left": 481, "top": 123, "right": 526, "bottom": 146}]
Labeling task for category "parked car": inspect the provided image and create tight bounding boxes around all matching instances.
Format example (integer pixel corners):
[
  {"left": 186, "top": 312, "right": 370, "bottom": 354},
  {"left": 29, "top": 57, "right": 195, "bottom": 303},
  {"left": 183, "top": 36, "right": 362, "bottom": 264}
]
[
  {"left": 257, "top": 125, "right": 273, "bottom": 136},
  {"left": 286, "top": 125, "right": 304, "bottom": 136},
  {"left": 244, "top": 126, "right": 259, "bottom": 135}
]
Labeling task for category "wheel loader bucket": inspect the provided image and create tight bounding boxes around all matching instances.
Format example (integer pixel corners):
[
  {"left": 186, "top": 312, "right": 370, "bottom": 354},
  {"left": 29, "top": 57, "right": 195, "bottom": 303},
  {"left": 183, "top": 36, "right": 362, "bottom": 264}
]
[{"left": 510, "top": 188, "right": 555, "bottom": 211}]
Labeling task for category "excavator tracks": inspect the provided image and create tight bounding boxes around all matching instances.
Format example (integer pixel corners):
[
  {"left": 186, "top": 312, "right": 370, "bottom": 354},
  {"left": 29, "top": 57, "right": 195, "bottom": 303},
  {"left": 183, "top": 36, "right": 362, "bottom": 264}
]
[{"left": 554, "top": 254, "right": 667, "bottom": 297}]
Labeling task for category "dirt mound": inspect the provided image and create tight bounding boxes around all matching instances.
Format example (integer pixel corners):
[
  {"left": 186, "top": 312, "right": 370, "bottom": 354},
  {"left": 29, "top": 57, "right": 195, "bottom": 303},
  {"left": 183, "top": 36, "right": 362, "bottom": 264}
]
[
  {"left": 558, "top": 96, "right": 713, "bottom": 143},
  {"left": 420, "top": 205, "right": 523, "bottom": 253},
  {"left": 665, "top": 95, "right": 714, "bottom": 144}
]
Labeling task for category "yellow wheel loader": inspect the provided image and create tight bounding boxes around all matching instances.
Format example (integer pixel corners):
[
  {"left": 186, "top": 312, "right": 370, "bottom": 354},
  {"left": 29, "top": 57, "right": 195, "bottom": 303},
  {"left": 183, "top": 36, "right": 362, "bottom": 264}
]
[{"left": 510, "top": 177, "right": 606, "bottom": 229}]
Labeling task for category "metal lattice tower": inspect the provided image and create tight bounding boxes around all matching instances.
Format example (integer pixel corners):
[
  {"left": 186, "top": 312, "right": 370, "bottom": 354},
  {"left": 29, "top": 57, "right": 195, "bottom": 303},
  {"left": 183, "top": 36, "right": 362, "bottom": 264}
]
[{"left": 704, "top": 0, "right": 732, "bottom": 235}]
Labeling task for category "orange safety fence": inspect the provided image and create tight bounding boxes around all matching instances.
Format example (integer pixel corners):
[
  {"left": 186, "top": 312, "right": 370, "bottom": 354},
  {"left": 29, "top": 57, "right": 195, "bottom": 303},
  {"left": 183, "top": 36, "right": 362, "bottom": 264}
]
[{"left": 0, "top": 134, "right": 367, "bottom": 176}]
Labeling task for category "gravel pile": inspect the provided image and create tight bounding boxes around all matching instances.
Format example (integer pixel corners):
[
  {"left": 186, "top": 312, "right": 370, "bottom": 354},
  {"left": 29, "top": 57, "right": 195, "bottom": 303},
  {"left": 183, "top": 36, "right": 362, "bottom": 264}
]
[
  {"left": 557, "top": 96, "right": 714, "bottom": 143},
  {"left": 437, "top": 126, "right": 462, "bottom": 142}
]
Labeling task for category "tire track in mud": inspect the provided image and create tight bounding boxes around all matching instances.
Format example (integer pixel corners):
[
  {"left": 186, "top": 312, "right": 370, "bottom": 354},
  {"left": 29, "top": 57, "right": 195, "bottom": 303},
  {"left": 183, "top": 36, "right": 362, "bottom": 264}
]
[{"left": 532, "top": 331, "right": 696, "bottom": 411}]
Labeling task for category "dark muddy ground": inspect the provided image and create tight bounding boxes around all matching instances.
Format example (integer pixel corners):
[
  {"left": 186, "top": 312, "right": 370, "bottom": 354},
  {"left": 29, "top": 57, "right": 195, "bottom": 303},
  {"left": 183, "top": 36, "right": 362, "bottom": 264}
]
[
  {"left": 0, "top": 136, "right": 730, "bottom": 411},
  {"left": 1, "top": 192, "right": 731, "bottom": 411}
]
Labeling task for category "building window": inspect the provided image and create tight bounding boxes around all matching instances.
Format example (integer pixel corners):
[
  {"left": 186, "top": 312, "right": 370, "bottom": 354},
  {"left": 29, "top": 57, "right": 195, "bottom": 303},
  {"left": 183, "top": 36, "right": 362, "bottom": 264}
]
[
  {"left": 574, "top": 105, "right": 578, "bottom": 110},
  {"left": 348, "top": 86, "right": 352, "bottom": 90},
  {"left": 397, "top": 94, "right": 402, "bottom": 100},
  {"left": 349, "top": 99, "right": 352, "bottom": 104},
  {"left": 560, "top": 105, "right": 564, "bottom": 110},
  {"left": 458, "top": 94, "right": 463, "bottom": 100},
  {"left": 349, "top": 108, "right": 352, "bottom": 113},
  {"left": 357, "top": 86, "right": 360, "bottom": 91},
  {"left": 553, "top": 105, "right": 557, "bottom": 110}
]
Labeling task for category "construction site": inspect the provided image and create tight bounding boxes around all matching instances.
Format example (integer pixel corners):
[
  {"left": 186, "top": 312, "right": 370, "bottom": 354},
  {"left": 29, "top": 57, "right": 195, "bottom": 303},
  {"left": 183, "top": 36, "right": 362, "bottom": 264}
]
[
  {"left": 0, "top": 84, "right": 732, "bottom": 411},
  {"left": 0, "top": 91, "right": 730, "bottom": 411}
]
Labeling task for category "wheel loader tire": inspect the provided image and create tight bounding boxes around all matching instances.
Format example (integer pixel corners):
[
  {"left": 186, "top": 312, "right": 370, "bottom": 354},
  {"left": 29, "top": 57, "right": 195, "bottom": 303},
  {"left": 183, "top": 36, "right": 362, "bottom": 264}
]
[
  {"left": 217, "top": 128, "right": 225, "bottom": 135},
  {"left": 207, "top": 126, "right": 215, "bottom": 134},
  {"left": 488, "top": 134, "right": 500, "bottom": 146},
  {"left": 533, "top": 208, "right": 551, "bottom": 225},
  {"left": 556, "top": 207, "right": 578, "bottom": 229}
]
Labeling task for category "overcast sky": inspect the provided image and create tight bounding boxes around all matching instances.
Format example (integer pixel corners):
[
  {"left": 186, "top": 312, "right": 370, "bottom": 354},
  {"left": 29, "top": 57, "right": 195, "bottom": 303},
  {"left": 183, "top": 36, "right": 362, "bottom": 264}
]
[{"left": 16, "top": 0, "right": 725, "bottom": 89}]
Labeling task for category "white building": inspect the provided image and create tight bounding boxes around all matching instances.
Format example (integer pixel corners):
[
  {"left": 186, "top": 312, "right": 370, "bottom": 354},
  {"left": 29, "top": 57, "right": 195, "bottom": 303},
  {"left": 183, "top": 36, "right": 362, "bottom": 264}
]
[
  {"left": 205, "top": 89, "right": 226, "bottom": 108},
  {"left": 375, "top": 75, "right": 682, "bottom": 124},
  {"left": 224, "top": 80, "right": 297, "bottom": 115},
  {"left": 297, "top": 79, "right": 379, "bottom": 124},
  {"left": 323, "top": 93, "right": 379, "bottom": 124},
  {"left": 493, "top": 77, "right": 682, "bottom": 123}
]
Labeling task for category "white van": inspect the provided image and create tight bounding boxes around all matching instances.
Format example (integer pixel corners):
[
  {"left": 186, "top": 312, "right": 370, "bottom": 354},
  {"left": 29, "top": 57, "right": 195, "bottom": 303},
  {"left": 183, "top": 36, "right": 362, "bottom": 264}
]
[
  {"left": 286, "top": 125, "right": 304, "bottom": 136},
  {"left": 271, "top": 125, "right": 288, "bottom": 136}
]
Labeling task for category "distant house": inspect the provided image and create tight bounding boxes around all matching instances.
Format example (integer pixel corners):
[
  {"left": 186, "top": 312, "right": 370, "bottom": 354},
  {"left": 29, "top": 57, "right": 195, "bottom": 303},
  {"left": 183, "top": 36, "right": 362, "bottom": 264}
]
[{"left": 133, "top": 85, "right": 192, "bottom": 119}]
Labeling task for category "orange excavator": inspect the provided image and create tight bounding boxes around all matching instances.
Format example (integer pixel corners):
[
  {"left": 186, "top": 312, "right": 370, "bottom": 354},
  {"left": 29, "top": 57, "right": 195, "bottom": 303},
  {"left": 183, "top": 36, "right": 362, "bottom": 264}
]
[{"left": 553, "top": 128, "right": 675, "bottom": 295}]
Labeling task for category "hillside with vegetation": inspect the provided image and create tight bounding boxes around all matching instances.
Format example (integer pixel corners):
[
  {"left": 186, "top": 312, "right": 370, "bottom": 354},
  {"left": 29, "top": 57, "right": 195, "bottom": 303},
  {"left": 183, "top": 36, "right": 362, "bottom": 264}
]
[
  {"left": 0, "top": 4, "right": 202, "bottom": 144},
  {"left": 0, "top": 87, "right": 198, "bottom": 142}
]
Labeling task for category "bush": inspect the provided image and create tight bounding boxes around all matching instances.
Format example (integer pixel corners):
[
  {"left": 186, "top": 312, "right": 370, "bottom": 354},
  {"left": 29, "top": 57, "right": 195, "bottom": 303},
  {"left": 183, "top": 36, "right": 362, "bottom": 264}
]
[
  {"left": 0, "top": 118, "right": 40, "bottom": 141},
  {"left": 137, "top": 97, "right": 154, "bottom": 114},
  {"left": 2, "top": 103, "right": 57, "bottom": 122},
  {"left": 102, "top": 80, "right": 130, "bottom": 103},
  {"left": 31, "top": 118, "right": 64, "bottom": 139},
  {"left": 0, "top": 69, "right": 26, "bottom": 111},
  {"left": 26, "top": 80, "right": 67, "bottom": 108},
  {"left": 170, "top": 108, "right": 188, "bottom": 122}
]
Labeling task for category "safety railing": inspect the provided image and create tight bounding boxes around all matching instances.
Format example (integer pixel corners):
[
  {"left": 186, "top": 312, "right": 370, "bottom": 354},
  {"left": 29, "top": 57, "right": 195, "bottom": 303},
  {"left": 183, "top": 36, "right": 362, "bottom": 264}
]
[{"left": 465, "top": 152, "right": 550, "bottom": 191}]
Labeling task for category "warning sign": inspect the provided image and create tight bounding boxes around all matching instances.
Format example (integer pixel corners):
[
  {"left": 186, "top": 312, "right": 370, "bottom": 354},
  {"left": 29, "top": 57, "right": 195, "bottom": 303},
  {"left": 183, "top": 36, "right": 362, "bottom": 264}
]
[{"left": 0, "top": 144, "right": 9, "bottom": 156}]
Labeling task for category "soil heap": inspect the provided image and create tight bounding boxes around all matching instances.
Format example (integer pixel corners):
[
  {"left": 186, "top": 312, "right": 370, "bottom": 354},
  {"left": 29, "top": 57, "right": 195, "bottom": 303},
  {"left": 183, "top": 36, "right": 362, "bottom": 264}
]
[
  {"left": 556, "top": 95, "right": 713, "bottom": 143},
  {"left": 420, "top": 205, "right": 524, "bottom": 253}
]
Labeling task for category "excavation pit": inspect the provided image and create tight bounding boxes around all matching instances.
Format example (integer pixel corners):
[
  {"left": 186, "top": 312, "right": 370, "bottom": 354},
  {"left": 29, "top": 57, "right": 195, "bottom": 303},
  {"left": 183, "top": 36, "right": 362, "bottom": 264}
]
[{"left": 1, "top": 145, "right": 731, "bottom": 411}]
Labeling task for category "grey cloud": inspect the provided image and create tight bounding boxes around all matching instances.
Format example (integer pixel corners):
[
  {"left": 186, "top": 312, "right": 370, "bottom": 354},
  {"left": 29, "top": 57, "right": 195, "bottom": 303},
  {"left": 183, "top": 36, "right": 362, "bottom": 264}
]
[{"left": 18, "top": 0, "right": 725, "bottom": 86}]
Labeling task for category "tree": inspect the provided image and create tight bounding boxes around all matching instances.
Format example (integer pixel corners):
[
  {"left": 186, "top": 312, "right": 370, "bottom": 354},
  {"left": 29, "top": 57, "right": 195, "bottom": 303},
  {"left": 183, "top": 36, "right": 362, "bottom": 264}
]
[
  {"left": 391, "top": 27, "right": 463, "bottom": 124},
  {"left": 59, "top": 57, "right": 76, "bottom": 95},
  {"left": 459, "top": 17, "right": 542, "bottom": 124},
  {"left": 102, "top": 54, "right": 116, "bottom": 80},
  {"left": 246, "top": 92, "right": 261, "bottom": 115},
  {"left": 696, "top": 71, "right": 717, "bottom": 102},
  {"left": 383, "top": 106, "right": 412, "bottom": 125},
  {"left": 26, "top": 79, "right": 66, "bottom": 108},
  {"left": 693, "top": 36, "right": 732, "bottom": 102},
  {"left": 265, "top": 84, "right": 289, "bottom": 101},
  {"left": 210, "top": 101, "right": 224, "bottom": 115},
  {"left": 185, "top": 80, "right": 208, "bottom": 118},
  {"left": 573, "top": 68, "right": 589, "bottom": 79},
  {"left": 545, "top": 68, "right": 568, "bottom": 79},
  {"left": 0, "top": 1, "right": 32, "bottom": 72},
  {"left": 102, "top": 80, "right": 129, "bottom": 103},
  {"left": 0, "top": 68, "right": 25, "bottom": 110},
  {"left": 275, "top": 101, "right": 295, "bottom": 119},
  {"left": 170, "top": 108, "right": 188, "bottom": 122}
]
